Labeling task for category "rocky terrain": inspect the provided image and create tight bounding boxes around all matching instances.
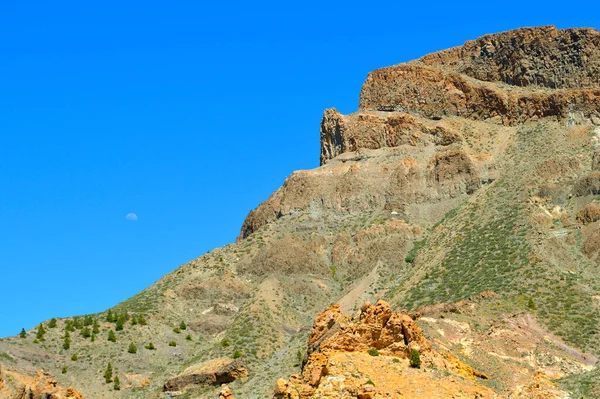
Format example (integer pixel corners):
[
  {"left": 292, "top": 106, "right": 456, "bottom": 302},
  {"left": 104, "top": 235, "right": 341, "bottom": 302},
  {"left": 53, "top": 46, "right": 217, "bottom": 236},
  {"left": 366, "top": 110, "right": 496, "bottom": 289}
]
[{"left": 1, "top": 25, "right": 600, "bottom": 398}]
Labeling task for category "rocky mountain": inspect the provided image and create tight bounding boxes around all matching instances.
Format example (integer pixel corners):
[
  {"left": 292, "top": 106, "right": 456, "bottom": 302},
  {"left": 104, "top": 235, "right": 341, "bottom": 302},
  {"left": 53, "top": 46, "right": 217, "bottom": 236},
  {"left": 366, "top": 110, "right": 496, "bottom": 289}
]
[{"left": 1, "top": 25, "right": 600, "bottom": 398}]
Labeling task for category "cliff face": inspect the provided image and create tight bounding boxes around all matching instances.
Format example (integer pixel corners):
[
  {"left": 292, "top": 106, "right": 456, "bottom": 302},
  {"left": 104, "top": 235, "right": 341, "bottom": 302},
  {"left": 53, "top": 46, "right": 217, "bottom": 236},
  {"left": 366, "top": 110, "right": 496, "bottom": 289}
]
[{"left": 2, "top": 26, "right": 600, "bottom": 399}]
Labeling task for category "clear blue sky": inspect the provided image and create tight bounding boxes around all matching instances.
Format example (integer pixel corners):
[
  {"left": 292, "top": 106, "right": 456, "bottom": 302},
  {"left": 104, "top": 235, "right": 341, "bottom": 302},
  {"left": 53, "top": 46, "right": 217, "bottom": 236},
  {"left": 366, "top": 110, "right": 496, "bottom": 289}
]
[{"left": 1, "top": 0, "right": 598, "bottom": 337}]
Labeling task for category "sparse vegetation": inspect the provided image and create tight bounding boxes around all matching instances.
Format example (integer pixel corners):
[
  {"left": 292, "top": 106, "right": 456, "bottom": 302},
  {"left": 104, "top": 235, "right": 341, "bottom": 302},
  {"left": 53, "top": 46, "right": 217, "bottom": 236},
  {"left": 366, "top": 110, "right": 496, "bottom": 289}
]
[
  {"left": 103, "top": 362, "right": 113, "bottom": 383},
  {"left": 368, "top": 348, "right": 379, "bottom": 357},
  {"left": 128, "top": 342, "right": 137, "bottom": 354},
  {"left": 108, "top": 330, "right": 116, "bottom": 343}
]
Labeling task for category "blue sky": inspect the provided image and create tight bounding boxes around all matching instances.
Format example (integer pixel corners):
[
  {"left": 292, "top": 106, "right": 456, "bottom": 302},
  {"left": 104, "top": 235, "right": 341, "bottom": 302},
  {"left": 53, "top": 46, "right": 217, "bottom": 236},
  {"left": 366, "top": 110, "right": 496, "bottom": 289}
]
[{"left": 1, "top": 0, "right": 598, "bottom": 337}]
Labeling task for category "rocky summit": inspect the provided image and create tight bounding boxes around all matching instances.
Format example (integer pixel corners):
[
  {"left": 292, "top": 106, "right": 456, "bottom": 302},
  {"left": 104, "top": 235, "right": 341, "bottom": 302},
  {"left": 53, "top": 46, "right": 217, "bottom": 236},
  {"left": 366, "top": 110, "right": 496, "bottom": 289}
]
[{"left": 1, "top": 25, "right": 600, "bottom": 399}]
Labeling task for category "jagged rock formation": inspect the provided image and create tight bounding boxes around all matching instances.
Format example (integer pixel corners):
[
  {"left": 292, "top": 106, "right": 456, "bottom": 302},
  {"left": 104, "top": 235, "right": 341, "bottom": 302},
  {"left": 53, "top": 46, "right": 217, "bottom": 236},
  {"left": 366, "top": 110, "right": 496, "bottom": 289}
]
[
  {"left": 273, "top": 300, "right": 494, "bottom": 399},
  {"left": 0, "top": 368, "right": 83, "bottom": 399}
]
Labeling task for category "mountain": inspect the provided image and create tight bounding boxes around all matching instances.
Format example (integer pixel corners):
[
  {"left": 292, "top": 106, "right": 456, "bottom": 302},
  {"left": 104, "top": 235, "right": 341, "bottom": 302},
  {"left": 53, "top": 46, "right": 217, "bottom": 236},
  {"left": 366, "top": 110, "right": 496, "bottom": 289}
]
[{"left": 1, "top": 25, "right": 600, "bottom": 399}]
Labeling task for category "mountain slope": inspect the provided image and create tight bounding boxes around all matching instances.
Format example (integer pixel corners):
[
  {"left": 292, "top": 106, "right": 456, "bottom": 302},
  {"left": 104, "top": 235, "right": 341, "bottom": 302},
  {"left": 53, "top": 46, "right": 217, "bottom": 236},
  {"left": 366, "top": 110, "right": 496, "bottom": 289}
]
[{"left": 1, "top": 25, "right": 599, "bottom": 398}]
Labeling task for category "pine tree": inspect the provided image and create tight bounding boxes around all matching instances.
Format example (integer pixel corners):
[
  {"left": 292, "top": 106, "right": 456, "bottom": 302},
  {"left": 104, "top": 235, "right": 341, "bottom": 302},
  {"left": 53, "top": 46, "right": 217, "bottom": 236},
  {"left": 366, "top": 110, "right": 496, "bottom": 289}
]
[
  {"left": 91, "top": 333, "right": 96, "bottom": 342},
  {"left": 115, "top": 316, "right": 124, "bottom": 331},
  {"left": 186, "top": 334, "right": 192, "bottom": 341},
  {"left": 113, "top": 376, "right": 121, "bottom": 390},
  {"left": 128, "top": 342, "right": 137, "bottom": 354},
  {"left": 233, "top": 350, "right": 242, "bottom": 359},
  {"left": 179, "top": 321, "right": 187, "bottom": 330},
  {"left": 36, "top": 324, "right": 46, "bottom": 341},
  {"left": 108, "top": 330, "right": 116, "bottom": 342},
  {"left": 48, "top": 318, "right": 57, "bottom": 328},
  {"left": 103, "top": 362, "right": 113, "bottom": 383},
  {"left": 65, "top": 320, "right": 75, "bottom": 332},
  {"left": 138, "top": 315, "right": 147, "bottom": 325},
  {"left": 81, "top": 327, "right": 91, "bottom": 338},
  {"left": 92, "top": 319, "right": 100, "bottom": 334},
  {"left": 63, "top": 330, "right": 71, "bottom": 350},
  {"left": 131, "top": 315, "right": 138, "bottom": 325},
  {"left": 106, "top": 309, "right": 114, "bottom": 323},
  {"left": 19, "top": 328, "right": 26, "bottom": 338},
  {"left": 73, "top": 317, "right": 83, "bottom": 329},
  {"left": 83, "top": 315, "right": 93, "bottom": 326}
]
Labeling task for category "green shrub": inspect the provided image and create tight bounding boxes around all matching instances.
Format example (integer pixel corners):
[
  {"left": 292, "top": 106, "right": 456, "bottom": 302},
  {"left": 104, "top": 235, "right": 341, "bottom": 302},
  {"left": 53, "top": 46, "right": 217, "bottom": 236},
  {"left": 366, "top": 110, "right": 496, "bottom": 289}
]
[
  {"left": 221, "top": 339, "right": 231, "bottom": 347},
  {"left": 169, "top": 341, "right": 177, "bottom": 347},
  {"left": 179, "top": 321, "right": 187, "bottom": 330},
  {"left": 48, "top": 318, "right": 57, "bottom": 328},
  {"left": 108, "top": 330, "right": 116, "bottom": 342},
  {"left": 185, "top": 334, "right": 192, "bottom": 341},
  {"left": 145, "top": 342, "right": 155, "bottom": 350},
  {"left": 392, "top": 358, "right": 400, "bottom": 363},
  {"left": 61, "top": 366, "right": 67, "bottom": 374},
  {"left": 19, "top": 328, "right": 26, "bottom": 338},
  {"left": 81, "top": 327, "right": 91, "bottom": 338},
  {"left": 138, "top": 315, "right": 147, "bottom": 325},
  {"left": 71, "top": 354, "right": 78, "bottom": 361},
  {"left": 173, "top": 327, "right": 181, "bottom": 334},
  {"left": 233, "top": 350, "right": 242, "bottom": 359},
  {"left": 128, "top": 342, "right": 137, "bottom": 354},
  {"left": 368, "top": 348, "right": 379, "bottom": 357},
  {"left": 409, "top": 349, "right": 421, "bottom": 368},
  {"left": 113, "top": 376, "right": 120, "bottom": 391}
]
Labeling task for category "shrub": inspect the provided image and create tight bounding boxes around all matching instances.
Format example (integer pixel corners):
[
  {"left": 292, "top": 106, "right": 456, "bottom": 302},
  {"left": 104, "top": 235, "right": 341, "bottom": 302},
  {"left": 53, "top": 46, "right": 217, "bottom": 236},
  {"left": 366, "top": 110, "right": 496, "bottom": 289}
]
[
  {"left": 106, "top": 310, "right": 114, "bottom": 323},
  {"left": 19, "top": 328, "right": 26, "bottom": 338},
  {"left": 368, "top": 348, "right": 379, "bottom": 357},
  {"left": 145, "top": 342, "right": 155, "bottom": 350},
  {"left": 113, "top": 376, "right": 120, "bottom": 391},
  {"left": 131, "top": 315, "right": 138, "bottom": 325},
  {"left": 91, "top": 333, "right": 96, "bottom": 342},
  {"left": 366, "top": 379, "right": 375, "bottom": 386},
  {"left": 173, "top": 327, "right": 181, "bottom": 334},
  {"left": 71, "top": 354, "right": 78, "bottom": 361},
  {"left": 220, "top": 339, "right": 231, "bottom": 347},
  {"left": 138, "top": 315, "right": 147, "bottom": 325},
  {"left": 83, "top": 315, "right": 93, "bottom": 326},
  {"left": 48, "top": 318, "right": 57, "bottom": 328},
  {"left": 128, "top": 342, "right": 137, "bottom": 354},
  {"left": 233, "top": 350, "right": 242, "bottom": 359},
  {"left": 392, "top": 358, "right": 400, "bottom": 363},
  {"left": 577, "top": 203, "right": 600, "bottom": 224},
  {"left": 61, "top": 366, "right": 67, "bottom": 374},
  {"left": 73, "top": 317, "right": 83, "bottom": 329},
  {"left": 108, "top": 330, "right": 116, "bottom": 343},
  {"left": 92, "top": 319, "right": 100, "bottom": 334},
  {"left": 185, "top": 334, "right": 192, "bottom": 341},
  {"left": 409, "top": 349, "right": 421, "bottom": 368},
  {"left": 179, "top": 321, "right": 187, "bottom": 330},
  {"left": 169, "top": 341, "right": 177, "bottom": 347},
  {"left": 528, "top": 297, "right": 536, "bottom": 310}
]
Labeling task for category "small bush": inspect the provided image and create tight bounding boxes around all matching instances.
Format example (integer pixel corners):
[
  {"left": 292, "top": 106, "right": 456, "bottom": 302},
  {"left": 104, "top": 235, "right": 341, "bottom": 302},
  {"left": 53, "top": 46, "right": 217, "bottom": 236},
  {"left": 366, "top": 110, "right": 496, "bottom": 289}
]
[
  {"left": 368, "top": 348, "right": 379, "bottom": 357},
  {"left": 185, "top": 334, "right": 192, "bottom": 341},
  {"left": 233, "top": 350, "right": 242, "bottom": 359},
  {"left": 169, "top": 341, "right": 177, "bottom": 347},
  {"left": 61, "top": 366, "right": 67, "bottom": 374},
  {"left": 108, "top": 330, "right": 116, "bottom": 342},
  {"left": 577, "top": 203, "right": 600, "bottom": 224},
  {"left": 392, "top": 358, "right": 400, "bottom": 363},
  {"left": 366, "top": 379, "right": 375, "bottom": 386},
  {"left": 104, "top": 362, "right": 113, "bottom": 383},
  {"left": 113, "top": 376, "right": 121, "bottom": 391},
  {"left": 145, "top": 342, "right": 155, "bottom": 350},
  {"left": 173, "top": 327, "right": 181, "bottom": 334},
  {"left": 19, "top": 328, "right": 26, "bottom": 338},
  {"left": 128, "top": 342, "right": 137, "bottom": 354},
  {"left": 409, "top": 349, "right": 421, "bottom": 368},
  {"left": 221, "top": 339, "right": 231, "bottom": 347},
  {"left": 71, "top": 354, "right": 78, "bottom": 361},
  {"left": 48, "top": 318, "right": 57, "bottom": 328},
  {"left": 179, "top": 321, "right": 187, "bottom": 330}
]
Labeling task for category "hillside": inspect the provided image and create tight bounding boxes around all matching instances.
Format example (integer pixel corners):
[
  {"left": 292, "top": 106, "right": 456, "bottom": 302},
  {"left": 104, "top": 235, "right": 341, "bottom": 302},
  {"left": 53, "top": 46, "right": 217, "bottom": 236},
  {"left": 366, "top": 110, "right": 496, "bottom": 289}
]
[{"left": 1, "top": 25, "right": 600, "bottom": 399}]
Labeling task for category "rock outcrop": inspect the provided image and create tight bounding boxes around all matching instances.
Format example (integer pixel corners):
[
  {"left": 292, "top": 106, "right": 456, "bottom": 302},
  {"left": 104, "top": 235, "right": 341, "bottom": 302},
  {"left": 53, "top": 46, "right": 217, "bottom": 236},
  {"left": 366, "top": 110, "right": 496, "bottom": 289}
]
[
  {"left": 163, "top": 358, "right": 248, "bottom": 392},
  {"left": 0, "top": 369, "right": 83, "bottom": 399},
  {"left": 273, "top": 300, "right": 493, "bottom": 399}
]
